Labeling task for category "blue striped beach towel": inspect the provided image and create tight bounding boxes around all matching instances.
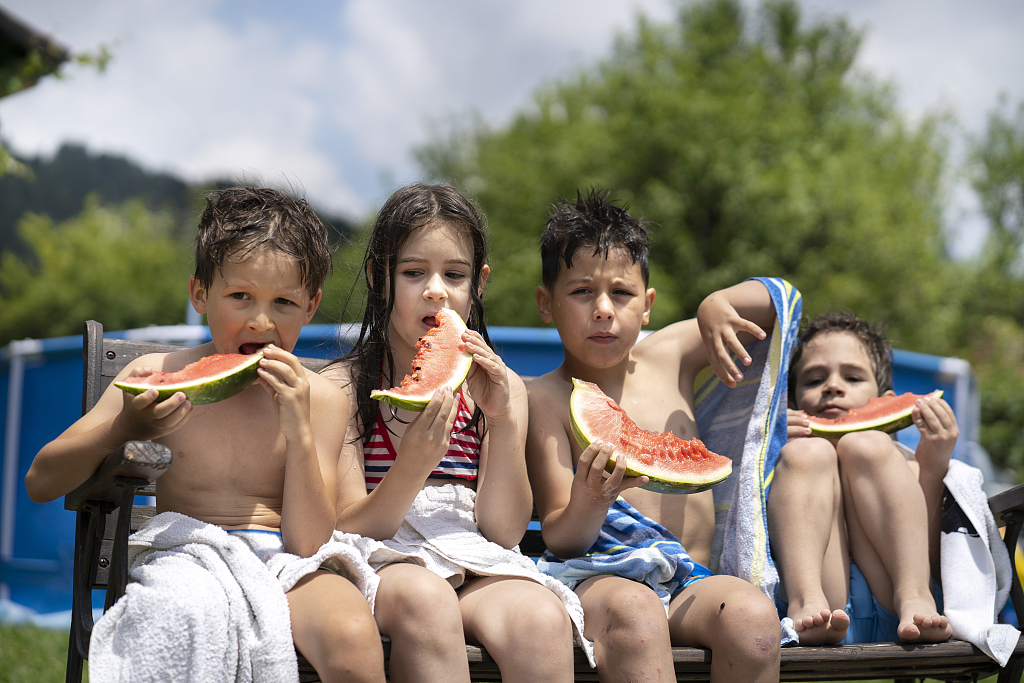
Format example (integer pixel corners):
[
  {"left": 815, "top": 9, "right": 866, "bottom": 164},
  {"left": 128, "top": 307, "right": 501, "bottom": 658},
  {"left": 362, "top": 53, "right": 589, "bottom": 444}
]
[
  {"left": 537, "top": 497, "right": 711, "bottom": 610},
  {"left": 694, "top": 276, "right": 801, "bottom": 602}
]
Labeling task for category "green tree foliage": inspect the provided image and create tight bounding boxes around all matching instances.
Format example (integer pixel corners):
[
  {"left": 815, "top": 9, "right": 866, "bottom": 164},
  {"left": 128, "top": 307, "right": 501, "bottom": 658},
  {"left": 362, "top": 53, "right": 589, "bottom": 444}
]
[
  {"left": 0, "top": 197, "right": 191, "bottom": 346},
  {"left": 961, "top": 98, "right": 1024, "bottom": 478},
  {"left": 417, "top": 0, "right": 955, "bottom": 355}
]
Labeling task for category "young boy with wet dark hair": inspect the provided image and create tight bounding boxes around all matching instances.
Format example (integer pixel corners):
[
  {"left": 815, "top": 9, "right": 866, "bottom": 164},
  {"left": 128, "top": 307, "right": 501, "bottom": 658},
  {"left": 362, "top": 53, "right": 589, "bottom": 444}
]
[
  {"left": 26, "top": 186, "right": 386, "bottom": 683},
  {"left": 527, "top": 189, "right": 783, "bottom": 683},
  {"left": 768, "top": 311, "right": 954, "bottom": 645}
]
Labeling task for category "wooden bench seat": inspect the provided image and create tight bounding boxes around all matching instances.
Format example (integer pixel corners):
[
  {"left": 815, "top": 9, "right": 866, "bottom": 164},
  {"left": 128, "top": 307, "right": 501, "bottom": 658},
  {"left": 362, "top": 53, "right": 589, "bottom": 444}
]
[{"left": 64, "top": 321, "right": 1024, "bottom": 682}]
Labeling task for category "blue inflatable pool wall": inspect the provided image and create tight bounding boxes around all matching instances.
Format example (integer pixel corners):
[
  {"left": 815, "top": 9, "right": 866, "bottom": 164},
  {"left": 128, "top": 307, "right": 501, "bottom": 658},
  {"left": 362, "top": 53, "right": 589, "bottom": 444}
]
[{"left": 0, "top": 323, "right": 999, "bottom": 620}]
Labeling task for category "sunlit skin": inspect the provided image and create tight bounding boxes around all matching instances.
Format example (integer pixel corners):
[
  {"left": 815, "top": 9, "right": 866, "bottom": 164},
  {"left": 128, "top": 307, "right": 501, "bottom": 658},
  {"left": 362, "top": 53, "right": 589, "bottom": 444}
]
[
  {"left": 326, "top": 220, "right": 574, "bottom": 683},
  {"left": 25, "top": 245, "right": 387, "bottom": 683},
  {"left": 528, "top": 247, "right": 781, "bottom": 683},
  {"left": 768, "top": 330, "right": 954, "bottom": 645}
]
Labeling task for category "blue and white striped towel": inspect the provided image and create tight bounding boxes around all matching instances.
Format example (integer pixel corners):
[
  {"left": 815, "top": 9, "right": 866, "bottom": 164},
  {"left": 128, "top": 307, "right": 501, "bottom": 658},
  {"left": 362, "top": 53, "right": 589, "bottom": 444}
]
[
  {"left": 695, "top": 277, "right": 802, "bottom": 602},
  {"left": 537, "top": 497, "right": 711, "bottom": 611}
]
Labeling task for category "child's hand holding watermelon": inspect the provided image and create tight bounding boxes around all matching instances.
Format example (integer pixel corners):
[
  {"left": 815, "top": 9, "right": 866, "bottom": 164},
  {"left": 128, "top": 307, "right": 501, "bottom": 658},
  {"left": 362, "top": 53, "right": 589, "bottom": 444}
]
[
  {"left": 910, "top": 394, "right": 957, "bottom": 483},
  {"left": 461, "top": 329, "right": 513, "bottom": 420},
  {"left": 115, "top": 365, "right": 194, "bottom": 441}
]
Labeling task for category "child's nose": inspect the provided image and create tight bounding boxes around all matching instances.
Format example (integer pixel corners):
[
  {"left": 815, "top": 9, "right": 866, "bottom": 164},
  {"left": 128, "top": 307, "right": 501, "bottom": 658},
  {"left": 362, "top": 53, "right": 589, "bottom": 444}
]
[
  {"left": 823, "top": 378, "right": 844, "bottom": 395},
  {"left": 248, "top": 309, "right": 274, "bottom": 331},
  {"left": 423, "top": 273, "right": 448, "bottom": 301},
  {"left": 593, "top": 293, "right": 614, "bottom": 320}
]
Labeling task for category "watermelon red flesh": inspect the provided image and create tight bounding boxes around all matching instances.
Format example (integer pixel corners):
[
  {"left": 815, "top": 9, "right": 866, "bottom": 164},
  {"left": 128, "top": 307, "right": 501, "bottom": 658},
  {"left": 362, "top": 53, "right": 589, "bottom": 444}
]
[
  {"left": 370, "top": 309, "right": 474, "bottom": 412},
  {"left": 806, "top": 390, "right": 943, "bottom": 437},
  {"left": 114, "top": 351, "right": 264, "bottom": 406},
  {"left": 569, "top": 378, "right": 732, "bottom": 494}
]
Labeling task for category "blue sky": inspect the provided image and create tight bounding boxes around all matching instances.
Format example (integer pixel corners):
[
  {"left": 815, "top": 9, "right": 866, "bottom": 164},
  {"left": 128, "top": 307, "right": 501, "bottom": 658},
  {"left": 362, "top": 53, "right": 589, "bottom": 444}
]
[{"left": 1, "top": 0, "right": 1022, "bottom": 256}]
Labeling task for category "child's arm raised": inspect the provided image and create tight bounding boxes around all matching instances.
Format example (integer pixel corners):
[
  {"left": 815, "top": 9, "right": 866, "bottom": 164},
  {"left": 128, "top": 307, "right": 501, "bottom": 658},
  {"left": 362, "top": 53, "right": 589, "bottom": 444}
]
[
  {"left": 696, "top": 280, "right": 777, "bottom": 388},
  {"left": 25, "top": 354, "right": 193, "bottom": 504},
  {"left": 911, "top": 394, "right": 958, "bottom": 578},
  {"left": 258, "top": 344, "right": 344, "bottom": 557},
  {"left": 464, "top": 330, "right": 533, "bottom": 549},
  {"left": 526, "top": 379, "right": 647, "bottom": 559}
]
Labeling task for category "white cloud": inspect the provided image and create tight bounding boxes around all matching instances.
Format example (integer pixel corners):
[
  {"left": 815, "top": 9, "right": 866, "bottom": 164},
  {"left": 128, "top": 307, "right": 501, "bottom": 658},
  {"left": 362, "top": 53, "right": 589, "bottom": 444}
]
[{"left": 1, "top": 0, "right": 1021, "bottom": 238}]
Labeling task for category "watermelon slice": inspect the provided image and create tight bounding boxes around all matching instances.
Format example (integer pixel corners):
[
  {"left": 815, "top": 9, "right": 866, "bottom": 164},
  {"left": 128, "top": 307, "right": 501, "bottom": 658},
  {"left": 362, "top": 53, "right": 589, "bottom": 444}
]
[
  {"left": 568, "top": 378, "right": 733, "bottom": 494},
  {"left": 115, "top": 350, "right": 264, "bottom": 406},
  {"left": 806, "top": 390, "right": 944, "bottom": 437},
  {"left": 371, "top": 308, "right": 474, "bottom": 412}
]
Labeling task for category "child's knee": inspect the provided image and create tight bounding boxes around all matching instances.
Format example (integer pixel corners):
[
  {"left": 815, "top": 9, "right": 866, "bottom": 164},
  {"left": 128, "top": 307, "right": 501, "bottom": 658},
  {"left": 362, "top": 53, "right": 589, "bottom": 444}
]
[
  {"left": 597, "top": 581, "right": 668, "bottom": 642},
  {"left": 382, "top": 571, "right": 461, "bottom": 637},
  {"left": 317, "top": 607, "right": 381, "bottom": 655},
  {"left": 779, "top": 437, "right": 837, "bottom": 471},
  {"left": 508, "top": 591, "right": 572, "bottom": 642},
  {"left": 715, "top": 593, "right": 781, "bottom": 663},
  {"left": 836, "top": 430, "right": 900, "bottom": 468},
  {"left": 310, "top": 611, "right": 384, "bottom": 682}
]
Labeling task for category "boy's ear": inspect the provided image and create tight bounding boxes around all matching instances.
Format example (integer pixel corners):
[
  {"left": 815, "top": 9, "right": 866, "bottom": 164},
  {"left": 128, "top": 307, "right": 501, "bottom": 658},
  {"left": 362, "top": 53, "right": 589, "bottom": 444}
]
[
  {"left": 641, "top": 287, "right": 656, "bottom": 325},
  {"left": 477, "top": 264, "right": 491, "bottom": 297},
  {"left": 535, "top": 285, "right": 553, "bottom": 324},
  {"left": 365, "top": 260, "right": 374, "bottom": 288},
  {"left": 304, "top": 289, "right": 323, "bottom": 325},
  {"left": 188, "top": 275, "right": 208, "bottom": 315},
  {"left": 882, "top": 389, "right": 897, "bottom": 397}
]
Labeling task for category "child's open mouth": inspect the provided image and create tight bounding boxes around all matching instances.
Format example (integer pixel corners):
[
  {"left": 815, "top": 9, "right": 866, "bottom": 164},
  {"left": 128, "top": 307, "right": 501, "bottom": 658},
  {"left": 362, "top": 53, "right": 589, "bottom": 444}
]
[
  {"left": 239, "top": 343, "right": 267, "bottom": 355},
  {"left": 422, "top": 314, "right": 440, "bottom": 328}
]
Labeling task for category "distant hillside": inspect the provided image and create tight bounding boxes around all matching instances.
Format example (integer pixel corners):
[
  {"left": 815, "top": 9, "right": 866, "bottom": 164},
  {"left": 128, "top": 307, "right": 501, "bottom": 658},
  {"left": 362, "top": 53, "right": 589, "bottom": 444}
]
[{"left": 0, "top": 143, "right": 355, "bottom": 256}]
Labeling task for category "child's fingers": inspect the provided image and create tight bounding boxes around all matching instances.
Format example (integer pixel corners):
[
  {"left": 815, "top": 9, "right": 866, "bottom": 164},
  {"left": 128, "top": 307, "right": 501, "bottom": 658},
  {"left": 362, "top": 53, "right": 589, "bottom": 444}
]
[
  {"left": 605, "top": 446, "right": 628, "bottom": 489},
  {"left": 129, "top": 388, "right": 161, "bottom": 410},
  {"left": 786, "top": 409, "right": 810, "bottom": 439},
  {"left": 723, "top": 329, "right": 753, "bottom": 370},
  {"left": 714, "top": 337, "right": 743, "bottom": 385},
  {"left": 581, "top": 441, "right": 614, "bottom": 489},
  {"left": 617, "top": 474, "right": 649, "bottom": 492}
]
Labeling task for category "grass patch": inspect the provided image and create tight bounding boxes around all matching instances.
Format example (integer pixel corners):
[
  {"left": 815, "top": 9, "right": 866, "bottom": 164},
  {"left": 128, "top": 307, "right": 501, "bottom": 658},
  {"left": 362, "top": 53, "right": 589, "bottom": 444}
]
[{"left": 0, "top": 623, "right": 87, "bottom": 683}]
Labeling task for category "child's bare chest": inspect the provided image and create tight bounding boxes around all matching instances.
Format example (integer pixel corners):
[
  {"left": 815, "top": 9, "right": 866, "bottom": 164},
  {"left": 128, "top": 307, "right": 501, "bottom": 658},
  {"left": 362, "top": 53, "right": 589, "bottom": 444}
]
[
  {"left": 617, "top": 379, "right": 698, "bottom": 440},
  {"left": 155, "top": 393, "right": 287, "bottom": 508}
]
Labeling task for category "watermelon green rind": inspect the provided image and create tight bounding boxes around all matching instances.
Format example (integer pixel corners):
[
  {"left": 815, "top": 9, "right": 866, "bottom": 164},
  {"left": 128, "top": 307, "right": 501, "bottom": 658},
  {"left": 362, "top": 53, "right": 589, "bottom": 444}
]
[
  {"left": 114, "top": 351, "right": 264, "bottom": 406},
  {"left": 807, "top": 390, "right": 943, "bottom": 437},
  {"left": 569, "top": 378, "right": 733, "bottom": 494},
  {"left": 370, "top": 309, "right": 474, "bottom": 412}
]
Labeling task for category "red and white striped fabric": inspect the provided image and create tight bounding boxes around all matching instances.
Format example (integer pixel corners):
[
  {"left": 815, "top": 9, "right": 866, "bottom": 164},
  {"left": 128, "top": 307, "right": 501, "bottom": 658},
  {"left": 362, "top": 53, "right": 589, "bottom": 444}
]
[{"left": 363, "top": 390, "right": 481, "bottom": 490}]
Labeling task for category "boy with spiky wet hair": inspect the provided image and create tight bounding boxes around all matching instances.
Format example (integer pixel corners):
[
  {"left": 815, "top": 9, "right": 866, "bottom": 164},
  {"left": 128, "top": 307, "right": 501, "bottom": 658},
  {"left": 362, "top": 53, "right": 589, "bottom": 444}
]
[
  {"left": 768, "top": 311, "right": 953, "bottom": 645},
  {"left": 527, "top": 189, "right": 783, "bottom": 683},
  {"left": 27, "top": 187, "right": 386, "bottom": 683}
]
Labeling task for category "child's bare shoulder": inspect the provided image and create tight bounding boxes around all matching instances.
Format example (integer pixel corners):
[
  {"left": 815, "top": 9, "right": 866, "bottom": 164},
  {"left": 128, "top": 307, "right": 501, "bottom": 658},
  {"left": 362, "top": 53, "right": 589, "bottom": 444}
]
[
  {"left": 633, "top": 318, "right": 706, "bottom": 374},
  {"left": 526, "top": 370, "right": 570, "bottom": 404}
]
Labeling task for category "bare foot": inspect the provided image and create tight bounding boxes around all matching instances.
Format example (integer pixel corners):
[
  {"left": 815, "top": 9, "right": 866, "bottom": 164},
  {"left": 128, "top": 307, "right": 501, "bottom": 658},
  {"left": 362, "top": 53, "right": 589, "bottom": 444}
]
[
  {"left": 792, "top": 608, "right": 850, "bottom": 645},
  {"left": 897, "top": 607, "right": 951, "bottom": 643}
]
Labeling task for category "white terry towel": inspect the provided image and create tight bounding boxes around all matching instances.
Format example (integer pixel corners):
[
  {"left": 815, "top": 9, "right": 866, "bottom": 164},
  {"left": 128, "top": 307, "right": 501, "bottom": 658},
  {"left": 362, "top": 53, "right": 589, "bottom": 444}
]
[
  {"left": 941, "top": 460, "right": 1021, "bottom": 665},
  {"left": 364, "top": 483, "right": 596, "bottom": 667},
  {"left": 89, "top": 512, "right": 386, "bottom": 683}
]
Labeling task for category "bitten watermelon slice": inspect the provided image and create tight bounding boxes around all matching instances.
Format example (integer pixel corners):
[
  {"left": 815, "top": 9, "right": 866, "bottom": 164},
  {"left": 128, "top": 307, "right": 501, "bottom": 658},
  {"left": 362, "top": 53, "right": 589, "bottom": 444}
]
[
  {"left": 371, "top": 309, "right": 474, "bottom": 412},
  {"left": 807, "top": 390, "right": 944, "bottom": 437},
  {"left": 115, "top": 350, "right": 265, "bottom": 406},
  {"left": 568, "top": 378, "right": 733, "bottom": 494}
]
